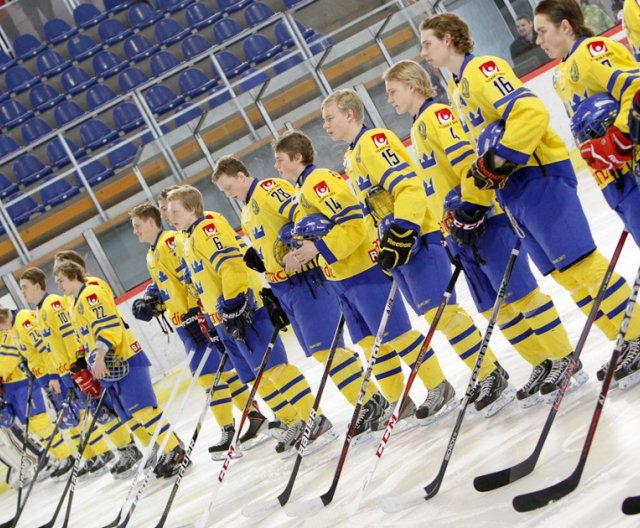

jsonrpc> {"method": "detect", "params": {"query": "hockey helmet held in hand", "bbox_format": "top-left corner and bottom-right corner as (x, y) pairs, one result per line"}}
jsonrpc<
(0, 402), (14, 429)
(476, 120), (506, 156)
(293, 213), (333, 241)
(570, 93), (619, 144)
(274, 222), (301, 266)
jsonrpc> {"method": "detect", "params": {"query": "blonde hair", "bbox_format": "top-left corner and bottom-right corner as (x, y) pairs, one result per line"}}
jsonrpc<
(321, 89), (364, 125)
(0, 306), (11, 324)
(166, 185), (204, 217)
(383, 60), (437, 99)
(420, 13), (474, 55)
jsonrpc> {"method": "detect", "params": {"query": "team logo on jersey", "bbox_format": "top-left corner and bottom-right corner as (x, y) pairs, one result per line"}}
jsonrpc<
(87, 293), (99, 306)
(371, 133), (388, 148)
(22, 320), (33, 331)
(570, 60), (580, 82)
(51, 300), (62, 311)
(202, 223), (217, 236)
(260, 179), (276, 191)
(313, 181), (330, 198)
(435, 108), (454, 126)
(461, 78), (470, 98)
(417, 121), (427, 140)
(479, 60), (498, 77)
(587, 40), (607, 57)
(253, 225), (265, 240)
(165, 236), (176, 250)
(251, 199), (259, 215)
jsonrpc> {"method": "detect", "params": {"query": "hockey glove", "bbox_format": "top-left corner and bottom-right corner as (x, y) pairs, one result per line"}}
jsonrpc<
(70, 356), (102, 398)
(450, 204), (489, 247)
(377, 223), (417, 270)
(132, 298), (154, 322)
(468, 149), (517, 190)
(243, 246), (266, 273)
(628, 90), (640, 145)
(17, 358), (34, 380)
(218, 291), (257, 341)
(260, 288), (290, 331)
(181, 307), (209, 347)
(580, 126), (633, 171)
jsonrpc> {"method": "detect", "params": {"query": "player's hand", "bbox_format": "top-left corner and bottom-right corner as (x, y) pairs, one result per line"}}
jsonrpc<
(49, 378), (62, 395)
(260, 288), (289, 331)
(243, 246), (266, 273)
(469, 149), (517, 190)
(282, 251), (301, 274)
(377, 224), (417, 269)
(450, 205), (489, 247)
(580, 126), (633, 171)
(291, 240), (319, 267)
(90, 348), (110, 380)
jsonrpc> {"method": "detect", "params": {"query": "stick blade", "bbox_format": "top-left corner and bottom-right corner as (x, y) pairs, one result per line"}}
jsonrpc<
(622, 496), (640, 515)
(512, 478), (578, 512)
(0, 516), (16, 528)
(473, 457), (536, 492)
(423, 476), (442, 500)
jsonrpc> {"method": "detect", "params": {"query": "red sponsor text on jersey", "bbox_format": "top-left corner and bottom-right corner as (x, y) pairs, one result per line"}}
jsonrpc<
(87, 293), (99, 306)
(371, 132), (388, 148)
(587, 40), (608, 57)
(313, 181), (330, 197)
(51, 300), (62, 311)
(479, 60), (498, 77)
(202, 223), (217, 236)
(260, 179), (275, 190)
(435, 108), (454, 125)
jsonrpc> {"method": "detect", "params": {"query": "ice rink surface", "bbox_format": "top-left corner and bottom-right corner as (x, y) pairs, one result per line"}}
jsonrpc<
(2, 168), (639, 528)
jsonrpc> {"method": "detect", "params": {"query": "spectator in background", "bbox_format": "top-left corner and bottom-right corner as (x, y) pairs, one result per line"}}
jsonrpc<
(510, 15), (550, 75)
(577, 0), (615, 34)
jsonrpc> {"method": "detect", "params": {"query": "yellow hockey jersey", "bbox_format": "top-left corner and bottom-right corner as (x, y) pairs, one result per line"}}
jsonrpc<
(447, 54), (570, 168)
(71, 284), (141, 361)
(12, 310), (47, 379)
(295, 165), (378, 280)
(37, 293), (79, 376)
(553, 35), (640, 190)
(345, 126), (439, 236)
(0, 330), (28, 383)
(624, 0), (640, 60)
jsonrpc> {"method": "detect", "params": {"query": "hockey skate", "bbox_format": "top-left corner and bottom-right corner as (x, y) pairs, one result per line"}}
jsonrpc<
(539, 355), (589, 403)
(474, 365), (516, 418)
(209, 425), (243, 461)
(155, 445), (191, 478)
(275, 420), (304, 454)
(282, 415), (337, 459)
(267, 420), (288, 443)
(238, 410), (269, 451)
(110, 443), (143, 480)
(614, 338), (640, 390)
(516, 359), (552, 408)
(82, 450), (115, 480)
(351, 392), (387, 445)
(50, 456), (74, 481)
(417, 379), (459, 426)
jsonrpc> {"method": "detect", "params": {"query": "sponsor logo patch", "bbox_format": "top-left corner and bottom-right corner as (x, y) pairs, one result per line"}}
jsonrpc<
(313, 181), (330, 198)
(479, 60), (498, 77)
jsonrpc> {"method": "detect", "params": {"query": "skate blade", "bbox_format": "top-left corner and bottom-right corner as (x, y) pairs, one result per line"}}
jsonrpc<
(210, 450), (243, 462)
(618, 369), (640, 390)
(417, 398), (460, 426)
(111, 463), (141, 480)
(478, 385), (516, 418)
(280, 430), (339, 460)
(238, 432), (270, 452)
(516, 391), (542, 409)
(351, 430), (373, 446)
(542, 371), (590, 404)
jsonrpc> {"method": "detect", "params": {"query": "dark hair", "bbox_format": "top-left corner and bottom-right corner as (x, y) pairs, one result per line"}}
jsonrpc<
(273, 130), (315, 166)
(420, 13), (474, 55)
(535, 0), (594, 38)
(129, 201), (162, 227)
(212, 156), (251, 181)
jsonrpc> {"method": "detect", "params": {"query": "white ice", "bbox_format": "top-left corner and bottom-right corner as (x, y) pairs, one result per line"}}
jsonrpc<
(2, 168), (639, 528)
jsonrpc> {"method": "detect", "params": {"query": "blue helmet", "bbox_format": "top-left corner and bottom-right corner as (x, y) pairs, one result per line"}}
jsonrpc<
(277, 222), (300, 249)
(0, 403), (14, 429)
(293, 214), (333, 241)
(477, 120), (505, 156)
(443, 185), (462, 215)
(570, 93), (619, 144)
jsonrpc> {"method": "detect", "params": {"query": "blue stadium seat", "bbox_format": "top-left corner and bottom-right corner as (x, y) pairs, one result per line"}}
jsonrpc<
(13, 34), (47, 61)
(150, 50), (181, 77)
(86, 84), (118, 110)
(36, 50), (72, 78)
(240, 67), (268, 91)
(60, 66), (97, 96)
(107, 140), (138, 169)
(0, 89), (7, 105)
(208, 86), (232, 109)
(67, 34), (102, 63)
(215, 50), (249, 78)
(6, 195), (45, 225)
(112, 102), (144, 133)
(213, 18), (243, 44)
(73, 3), (108, 30)
(21, 117), (52, 145)
(98, 19), (133, 47)
(0, 99), (33, 130)
(242, 34), (281, 64)
(0, 51), (16, 74)
(0, 134), (19, 158)
(244, 2), (274, 27)
(145, 85), (184, 115)
(13, 154), (52, 186)
(155, 19), (190, 47)
(79, 119), (119, 151)
(127, 2), (164, 30)
(0, 172), (18, 200)
(174, 102), (202, 127)
(308, 32), (334, 55)
(273, 50), (303, 74)
(39, 176), (80, 207)
(185, 2), (222, 31)
(78, 159), (115, 186)
(181, 34), (211, 61)
(159, 0), (196, 13)
(178, 67), (217, 99)
(43, 19), (78, 46)
(54, 101), (85, 128)
(29, 84), (64, 113)
(274, 19), (314, 48)
(118, 67), (149, 92)
(5, 66), (40, 95)
(124, 34), (160, 63)
(47, 136), (85, 168)
(283, 0), (308, 7)
(104, 0), (134, 14)
(92, 50), (127, 80)
(218, 0), (253, 15)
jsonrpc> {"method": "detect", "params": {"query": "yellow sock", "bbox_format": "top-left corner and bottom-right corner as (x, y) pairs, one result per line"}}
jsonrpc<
(266, 363), (316, 421)
(509, 288), (572, 360)
(198, 373), (233, 427)
(359, 335), (404, 403)
(433, 304), (497, 381)
(132, 407), (179, 454)
(221, 370), (251, 411)
(494, 304), (548, 365)
(103, 416), (135, 448)
(30, 413), (71, 459)
(256, 378), (300, 425)
(312, 347), (376, 405)
(388, 329), (445, 390)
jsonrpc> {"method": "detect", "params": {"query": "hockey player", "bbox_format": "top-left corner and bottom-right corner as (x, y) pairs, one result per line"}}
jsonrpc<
(320, 88), (517, 416)
(419, 12), (640, 395)
(165, 185), (329, 454)
(129, 201), (269, 457)
(273, 130), (453, 422)
(534, 0), (640, 388)
(623, 0), (640, 61)
(53, 261), (188, 478)
(212, 156), (383, 436)
(382, 59), (587, 407)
